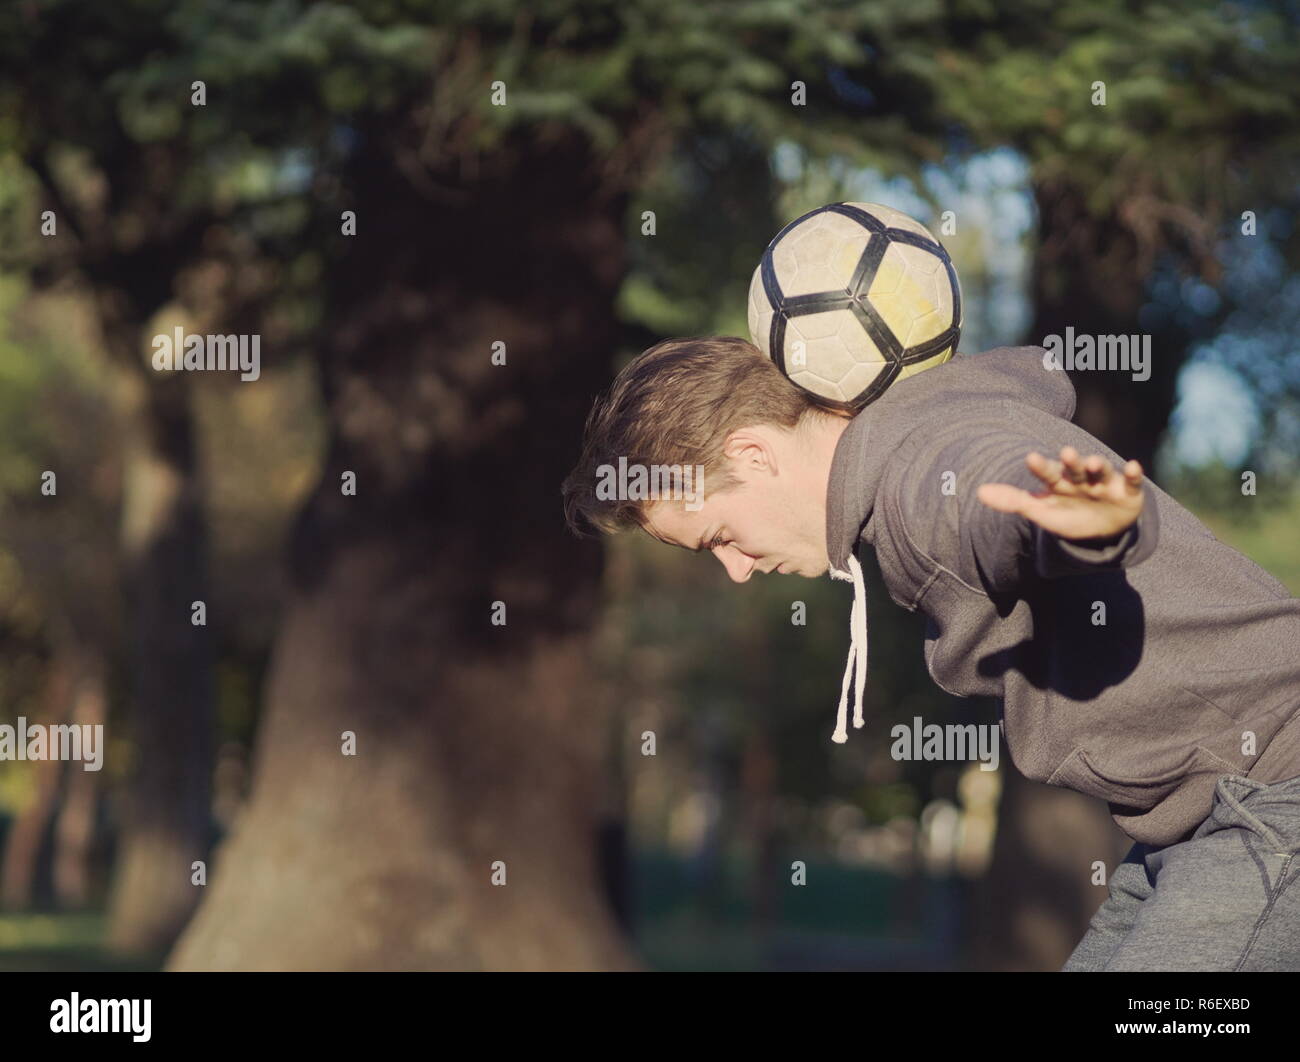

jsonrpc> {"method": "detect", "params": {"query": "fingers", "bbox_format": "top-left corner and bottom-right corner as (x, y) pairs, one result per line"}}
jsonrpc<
(1027, 447), (1143, 493)
(1025, 450), (1066, 487)
(1123, 458), (1145, 488)
(976, 482), (1029, 513)
(1081, 453), (1108, 485)
(1057, 446), (1105, 485)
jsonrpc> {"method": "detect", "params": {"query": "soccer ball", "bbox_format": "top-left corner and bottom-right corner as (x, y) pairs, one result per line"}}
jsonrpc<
(747, 202), (962, 409)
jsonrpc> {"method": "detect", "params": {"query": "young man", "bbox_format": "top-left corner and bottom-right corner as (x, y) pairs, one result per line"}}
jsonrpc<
(562, 335), (1300, 971)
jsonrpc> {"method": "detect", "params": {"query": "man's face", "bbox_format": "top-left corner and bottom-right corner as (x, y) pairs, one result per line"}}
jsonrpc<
(641, 425), (830, 581)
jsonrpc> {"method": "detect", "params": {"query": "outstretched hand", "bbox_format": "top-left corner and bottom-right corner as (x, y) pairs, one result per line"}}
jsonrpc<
(976, 445), (1145, 541)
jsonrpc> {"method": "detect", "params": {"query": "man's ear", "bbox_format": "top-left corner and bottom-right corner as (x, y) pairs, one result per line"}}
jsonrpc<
(723, 427), (778, 476)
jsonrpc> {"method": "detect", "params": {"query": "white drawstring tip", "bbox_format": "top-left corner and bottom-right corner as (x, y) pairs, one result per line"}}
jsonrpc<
(830, 552), (869, 744)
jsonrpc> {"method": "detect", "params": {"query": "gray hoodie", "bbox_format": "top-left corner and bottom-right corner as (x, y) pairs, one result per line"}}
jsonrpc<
(825, 345), (1300, 846)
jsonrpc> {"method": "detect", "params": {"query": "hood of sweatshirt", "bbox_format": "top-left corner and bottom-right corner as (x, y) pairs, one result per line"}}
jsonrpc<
(820, 344), (1300, 848)
(823, 346), (1077, 744)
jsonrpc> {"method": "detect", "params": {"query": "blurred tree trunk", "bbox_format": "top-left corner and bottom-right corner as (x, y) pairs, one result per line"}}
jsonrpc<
(17, 145), (220, 951)
(742, 728), (777, 932)
(168, 130), (640, 970)
(969, 764), (1129, 970)
(0, 637), (73, 909)
(1028, 178), (1187, 474)
(970, 180), (1191, 969)
(104, 355), (216, 955)
(0, 633), (107, 910)
(53, 646), (107, 908)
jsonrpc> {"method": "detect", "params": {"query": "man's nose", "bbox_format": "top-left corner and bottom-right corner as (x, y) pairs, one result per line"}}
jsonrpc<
(713, 545), (754, 583)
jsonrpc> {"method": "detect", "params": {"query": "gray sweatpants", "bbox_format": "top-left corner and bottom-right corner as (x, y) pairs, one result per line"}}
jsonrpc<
(1063, 772), (1300, 971)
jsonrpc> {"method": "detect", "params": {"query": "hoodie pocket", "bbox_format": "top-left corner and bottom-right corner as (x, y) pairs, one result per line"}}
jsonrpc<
(1047, 746), (1222, 810)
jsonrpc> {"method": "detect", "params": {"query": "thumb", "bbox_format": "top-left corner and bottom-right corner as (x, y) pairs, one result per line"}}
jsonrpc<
(976, 483), (1030, 514)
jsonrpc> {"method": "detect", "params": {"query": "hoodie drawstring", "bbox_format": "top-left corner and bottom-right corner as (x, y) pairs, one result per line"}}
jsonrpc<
(828, 552), (868, 744)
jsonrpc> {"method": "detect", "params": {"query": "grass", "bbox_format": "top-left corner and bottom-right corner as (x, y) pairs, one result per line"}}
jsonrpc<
(0, 913), (160, 972)
(1189, 488), (1300, 594)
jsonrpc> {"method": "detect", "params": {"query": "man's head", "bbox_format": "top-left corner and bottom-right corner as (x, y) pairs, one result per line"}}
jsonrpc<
(562, 336), (851, 581)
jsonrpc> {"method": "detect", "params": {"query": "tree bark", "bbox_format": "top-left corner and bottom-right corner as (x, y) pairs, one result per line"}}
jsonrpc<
(105, 361), (216, 955)
(0, 641), (73, 910)
(0, 633), (107, 911)
(968, 180), (1192, 969)
(968, 764), (1129, 970)
(169, 129), (640, 970)
(53, 646), (107, 908)
(1028, 178), (1187, 473)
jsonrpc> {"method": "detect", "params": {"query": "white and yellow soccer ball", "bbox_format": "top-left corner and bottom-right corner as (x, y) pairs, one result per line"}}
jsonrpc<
(747, 202), (962, 409)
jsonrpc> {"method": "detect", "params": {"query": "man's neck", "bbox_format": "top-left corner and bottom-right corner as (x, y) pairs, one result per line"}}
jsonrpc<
(803, 410), (852, 513)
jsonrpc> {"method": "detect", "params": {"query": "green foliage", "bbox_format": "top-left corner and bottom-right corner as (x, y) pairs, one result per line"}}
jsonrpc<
(930, 0), (1300, 209)
(0, 0), (940, 179)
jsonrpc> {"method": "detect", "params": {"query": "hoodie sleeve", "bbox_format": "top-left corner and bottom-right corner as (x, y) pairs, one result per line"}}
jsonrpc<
(884, 423), (1160, 596)
(1033, 498), (1160, 580)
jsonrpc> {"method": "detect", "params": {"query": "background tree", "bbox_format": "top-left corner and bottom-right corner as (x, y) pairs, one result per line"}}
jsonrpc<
(0, 0), (1296, 971)
(912, 0), (1300, 967)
